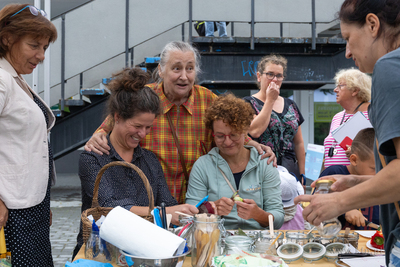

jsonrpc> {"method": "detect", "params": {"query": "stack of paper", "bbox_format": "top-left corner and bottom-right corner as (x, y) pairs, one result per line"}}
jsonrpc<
(331, 111), (372, 144)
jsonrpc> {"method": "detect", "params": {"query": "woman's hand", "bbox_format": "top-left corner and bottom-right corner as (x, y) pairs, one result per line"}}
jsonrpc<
(214, 197), (234, 216)
(247, 141), (277, 167)
(84, 132), (110, 155)
(167, 204), (198, 225)
(235, 199), (260, 220)
(266, 81), (280, 103)
(294, 193), (344, 226)
(0, 200), (8, 228)
(310, 175), (368, 192)
(345, 209), (366, 227)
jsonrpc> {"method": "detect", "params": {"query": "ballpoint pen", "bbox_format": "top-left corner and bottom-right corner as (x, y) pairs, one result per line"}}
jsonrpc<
(161, 202), (168, 230)
(195, 195), (209, 208)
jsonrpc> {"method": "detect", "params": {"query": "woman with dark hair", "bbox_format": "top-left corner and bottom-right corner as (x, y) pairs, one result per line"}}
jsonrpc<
(0, 4), (57, 266)
(73, 68), (198, 257)
(295, 1), (400, 264)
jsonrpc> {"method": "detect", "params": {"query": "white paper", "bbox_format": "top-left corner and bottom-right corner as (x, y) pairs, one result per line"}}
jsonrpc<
(99, 206), (186, 258)
(331, 111), (372, 144)
(341, 255), (385, 267)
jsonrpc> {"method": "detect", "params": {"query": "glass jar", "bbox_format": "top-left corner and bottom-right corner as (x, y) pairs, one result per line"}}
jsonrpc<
(314, 180), (342, 238)
(336, 232), (359, 249)
(286, 231), (314, 246)
(325, 243), (349, 261)
(85, 230), (116, 263)
(302, 242), (326, 263)
(312, 232), (336, 246)
(224, 236), (253, 254)
(254, 239), (277, 255)
(277, 242), (303, 263)
(191, 214), (225, 267)
(260, 230), (285, 248)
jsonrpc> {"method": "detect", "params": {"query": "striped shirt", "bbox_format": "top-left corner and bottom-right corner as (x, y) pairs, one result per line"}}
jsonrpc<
(95, 82), (218, 203)
(323, 110), (369, 168)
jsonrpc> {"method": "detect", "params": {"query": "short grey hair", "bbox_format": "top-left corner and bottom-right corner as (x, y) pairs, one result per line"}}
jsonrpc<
(334, 68), (371, 102)
(154, 41), (201, 83)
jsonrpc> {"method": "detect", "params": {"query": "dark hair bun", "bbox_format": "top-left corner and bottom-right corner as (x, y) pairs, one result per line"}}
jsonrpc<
(108, 67), (150, 93)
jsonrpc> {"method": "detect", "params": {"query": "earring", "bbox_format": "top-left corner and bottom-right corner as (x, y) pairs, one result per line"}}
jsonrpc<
(116, 121), (119, 124)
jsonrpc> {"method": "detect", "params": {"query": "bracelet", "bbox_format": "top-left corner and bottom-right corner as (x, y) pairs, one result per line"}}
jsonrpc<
(300, 174), (307, 185)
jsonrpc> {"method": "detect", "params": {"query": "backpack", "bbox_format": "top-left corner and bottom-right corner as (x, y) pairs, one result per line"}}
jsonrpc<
(194, 21), (230, 36)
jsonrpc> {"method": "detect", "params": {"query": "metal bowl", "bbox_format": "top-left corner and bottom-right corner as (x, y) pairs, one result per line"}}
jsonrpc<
(120, 247), (191, 267)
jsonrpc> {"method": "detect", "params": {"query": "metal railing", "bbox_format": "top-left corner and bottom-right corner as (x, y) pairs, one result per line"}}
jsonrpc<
(56, 0), (337, 113)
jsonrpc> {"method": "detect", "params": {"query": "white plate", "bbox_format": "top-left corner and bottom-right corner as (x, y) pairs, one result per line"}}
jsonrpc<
(356, 230), (376, 239)
(366, 240), (385, 252)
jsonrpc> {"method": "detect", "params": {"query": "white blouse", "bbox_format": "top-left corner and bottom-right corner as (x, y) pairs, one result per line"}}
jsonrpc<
(0, 58), (55, 209)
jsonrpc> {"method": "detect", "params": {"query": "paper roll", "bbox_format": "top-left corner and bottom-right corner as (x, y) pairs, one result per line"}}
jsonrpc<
(100, 206), (185, 258)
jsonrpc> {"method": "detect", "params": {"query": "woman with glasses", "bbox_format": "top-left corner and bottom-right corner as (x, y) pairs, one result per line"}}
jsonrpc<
(0, 4), (57, 266)
(186, 94), (284, 230)
(323, 68), (371, 168)
(243, 55), (306, 186)
(85, 41), (276, 205)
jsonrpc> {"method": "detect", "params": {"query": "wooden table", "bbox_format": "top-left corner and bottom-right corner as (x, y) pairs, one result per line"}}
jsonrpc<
(74, 230), (377, 266)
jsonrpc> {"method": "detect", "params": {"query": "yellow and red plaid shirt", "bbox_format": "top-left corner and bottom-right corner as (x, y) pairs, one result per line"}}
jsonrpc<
(95, 83), (218, 203)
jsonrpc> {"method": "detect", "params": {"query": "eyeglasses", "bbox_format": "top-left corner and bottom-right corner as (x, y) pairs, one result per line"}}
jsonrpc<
(336, 84), (347, 90)
(10, 5), (47, 18)
(212, 132), (242, 142)
(262, 72), (284, 81)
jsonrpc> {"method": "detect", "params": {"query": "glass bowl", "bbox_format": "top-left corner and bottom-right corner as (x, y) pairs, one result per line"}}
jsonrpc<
(260, 230), (284, 248)
(285, 230), (314, 246)
(302, 242), (326, 263)
(335, 232), (359, 249)
(277, 242), (303, 263)
(325, 242), (349, 261)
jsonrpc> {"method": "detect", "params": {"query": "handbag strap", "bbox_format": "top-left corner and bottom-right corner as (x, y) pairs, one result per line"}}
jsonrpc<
(376, 138), (400, 220)
(218, 167), (236, 195)
(166, 112), (189, 197)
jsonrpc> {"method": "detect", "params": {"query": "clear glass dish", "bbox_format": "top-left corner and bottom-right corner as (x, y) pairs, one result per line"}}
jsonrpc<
(224, 235), (253, 254)
(277, 242), (303, 263)
(286, 230), (314, 246)
(302, 242), (326, 263)
(325, 242), (349, 261)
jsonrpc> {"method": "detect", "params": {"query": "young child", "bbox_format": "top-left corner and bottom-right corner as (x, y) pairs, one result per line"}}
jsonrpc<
(319, 128), (379, 230)
(278, 166), (305, 230)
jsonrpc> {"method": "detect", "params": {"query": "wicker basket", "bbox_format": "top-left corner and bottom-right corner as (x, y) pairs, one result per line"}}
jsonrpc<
(81, 161), (155, 244)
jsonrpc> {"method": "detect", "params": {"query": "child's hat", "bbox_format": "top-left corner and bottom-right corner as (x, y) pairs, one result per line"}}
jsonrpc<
(278, 166), (302, 207)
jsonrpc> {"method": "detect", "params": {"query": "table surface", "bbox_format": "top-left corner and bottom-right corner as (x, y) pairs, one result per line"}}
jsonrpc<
(75, 230), (380, 266)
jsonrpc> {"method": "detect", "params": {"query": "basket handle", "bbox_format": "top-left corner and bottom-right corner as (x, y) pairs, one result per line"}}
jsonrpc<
(91, 161), (155, 216)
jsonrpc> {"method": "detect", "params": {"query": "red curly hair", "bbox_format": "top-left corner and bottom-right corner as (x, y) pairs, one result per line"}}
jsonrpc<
(204, 93), (254, 133)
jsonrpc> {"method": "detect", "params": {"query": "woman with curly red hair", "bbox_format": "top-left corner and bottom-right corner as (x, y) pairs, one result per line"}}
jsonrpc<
(186, 94), (284, 229)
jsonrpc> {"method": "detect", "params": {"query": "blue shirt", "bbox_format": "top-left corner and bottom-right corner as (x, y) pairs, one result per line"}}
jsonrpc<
(369, 47), (400, 264)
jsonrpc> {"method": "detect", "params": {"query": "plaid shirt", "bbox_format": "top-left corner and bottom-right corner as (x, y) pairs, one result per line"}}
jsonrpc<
(95, 83), (218, 203)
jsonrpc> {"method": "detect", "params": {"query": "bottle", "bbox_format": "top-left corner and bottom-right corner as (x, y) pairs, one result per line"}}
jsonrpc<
(314, 180), (342, 239)
(191, 214), (225, 267)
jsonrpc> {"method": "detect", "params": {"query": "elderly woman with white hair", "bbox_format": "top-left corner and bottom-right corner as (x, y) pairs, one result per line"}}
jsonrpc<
(323, 68), (372, 168)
